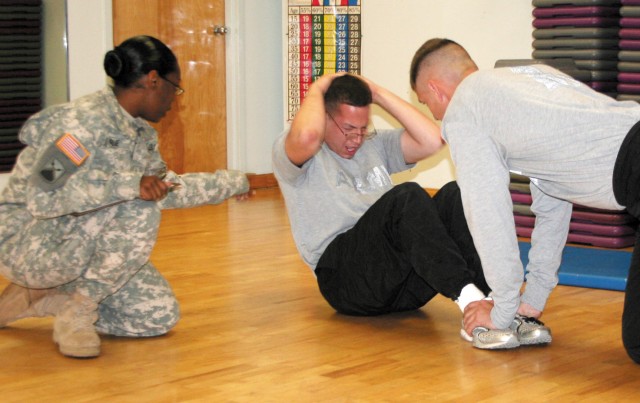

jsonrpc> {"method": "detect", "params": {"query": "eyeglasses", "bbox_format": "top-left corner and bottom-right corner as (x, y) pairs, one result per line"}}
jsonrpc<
(327, 112), (377, 141)
(161, 76), (185, 96)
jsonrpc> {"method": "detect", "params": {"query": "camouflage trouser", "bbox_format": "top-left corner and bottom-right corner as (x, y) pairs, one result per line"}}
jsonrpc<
(93, 260), (180, 337)
(0, 199), (179, 337)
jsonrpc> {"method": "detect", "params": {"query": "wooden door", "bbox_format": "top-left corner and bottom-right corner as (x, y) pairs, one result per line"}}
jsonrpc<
(112, 0), (227, 173)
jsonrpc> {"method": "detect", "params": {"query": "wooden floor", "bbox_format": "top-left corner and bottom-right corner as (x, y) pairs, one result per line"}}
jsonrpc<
(1, 188), (638, 402)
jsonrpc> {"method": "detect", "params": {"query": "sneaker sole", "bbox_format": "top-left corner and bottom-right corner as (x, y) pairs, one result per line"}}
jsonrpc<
(460, 328), (473, 342)
(472, 337), (520, 350)
(472, 329), (521, 350)
(519, 331), (552, 346)
(513, 315), (552, 346)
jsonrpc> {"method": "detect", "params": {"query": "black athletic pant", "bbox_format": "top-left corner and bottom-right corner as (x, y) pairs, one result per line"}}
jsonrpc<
(315, 181), (489, 316)
(613, 120), (640, 365)
(624, 231), (640, 364)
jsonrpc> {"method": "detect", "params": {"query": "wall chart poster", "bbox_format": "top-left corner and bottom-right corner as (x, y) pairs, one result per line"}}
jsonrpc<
(286, 0), (362, 121)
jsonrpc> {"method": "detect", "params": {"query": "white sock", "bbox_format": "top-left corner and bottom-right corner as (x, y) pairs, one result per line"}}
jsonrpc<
(455, 283), (486, 313)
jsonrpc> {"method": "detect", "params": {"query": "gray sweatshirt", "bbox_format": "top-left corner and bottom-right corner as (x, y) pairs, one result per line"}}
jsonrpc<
(272, 128), (410, 270)
(442, 65), (640, 328)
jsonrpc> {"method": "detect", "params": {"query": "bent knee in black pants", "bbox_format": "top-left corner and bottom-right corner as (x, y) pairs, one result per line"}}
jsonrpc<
(623, 230), (640, 364)
(314, 182), (483, 315)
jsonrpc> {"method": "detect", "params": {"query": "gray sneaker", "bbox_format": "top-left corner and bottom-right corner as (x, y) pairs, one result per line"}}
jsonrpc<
(510, 315), (552, 345)
(460, 321), (519, 350)
(470, 327), (520, 350)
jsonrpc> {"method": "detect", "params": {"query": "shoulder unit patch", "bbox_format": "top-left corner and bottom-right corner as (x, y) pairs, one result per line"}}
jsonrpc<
(56, 133), (90, 166)
(30, 133), (91, 191)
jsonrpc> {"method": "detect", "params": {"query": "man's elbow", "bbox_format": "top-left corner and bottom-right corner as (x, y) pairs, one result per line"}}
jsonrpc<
(285, 128), (322, 166)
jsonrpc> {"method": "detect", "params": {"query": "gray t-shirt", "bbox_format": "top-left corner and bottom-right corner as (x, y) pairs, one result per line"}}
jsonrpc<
(443, 64), (640, 328)
(272, 129), (411, 269)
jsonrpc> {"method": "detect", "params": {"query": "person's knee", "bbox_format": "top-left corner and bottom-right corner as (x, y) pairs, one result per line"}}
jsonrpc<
(392, 182), (431, 204)
(623, 321), (640, 364)
(147, 298), (181, 336)
(622, 261), (640, 364)
(625, 345), (640, 364)
(394, 181), (424, 195)
(439, 181), (460, 195)
(623, 319), (640, 364)
(96, 296), (180, 337)
(434, 181), (461, 202)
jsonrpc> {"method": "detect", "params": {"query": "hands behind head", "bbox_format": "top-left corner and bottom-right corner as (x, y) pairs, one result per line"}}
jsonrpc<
(354, 75), (381, 103)
(313, 71), (348, 94)
(314, 72), (380, 104)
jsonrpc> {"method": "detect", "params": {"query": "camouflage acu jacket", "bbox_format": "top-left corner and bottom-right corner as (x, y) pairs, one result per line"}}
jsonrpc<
(0, 87), (249, 219)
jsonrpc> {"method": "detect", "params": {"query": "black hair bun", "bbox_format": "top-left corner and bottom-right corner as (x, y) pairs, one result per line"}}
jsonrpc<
(103, 48), (130, 80)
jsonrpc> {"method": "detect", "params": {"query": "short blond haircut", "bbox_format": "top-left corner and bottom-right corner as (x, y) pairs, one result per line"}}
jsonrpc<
(409, 38), (477, 90)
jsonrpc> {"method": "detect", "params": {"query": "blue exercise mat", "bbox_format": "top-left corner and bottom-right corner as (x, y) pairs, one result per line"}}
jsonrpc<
(518, 242), (631, 291)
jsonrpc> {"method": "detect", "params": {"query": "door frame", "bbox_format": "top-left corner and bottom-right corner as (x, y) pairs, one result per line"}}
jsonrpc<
(225, 0), (244, 172)
(223, 0), (284, 177)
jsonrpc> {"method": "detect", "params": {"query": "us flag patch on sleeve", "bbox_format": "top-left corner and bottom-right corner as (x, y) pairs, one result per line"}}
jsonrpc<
(56, 133), (89, 166)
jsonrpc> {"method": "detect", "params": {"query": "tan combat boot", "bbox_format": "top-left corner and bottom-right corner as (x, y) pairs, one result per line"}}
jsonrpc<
(53, 293), (100, 358)
(0, 283), (69, 327)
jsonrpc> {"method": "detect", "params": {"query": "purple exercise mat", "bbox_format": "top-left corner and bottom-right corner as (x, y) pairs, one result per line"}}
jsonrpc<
(516, 225), (636, 248)
(619, 71), (640, 82)
(572, 210), (637, 224)
(533, 6), (620, 18)
(587, 81), (618, 91)
(618, 82), (640, 93)
(621, 28), (640, 38)
(535, 0), (625, 6)
(621, 17), (640, 27)
(512, 203), (636, 225)
(620, 39), (640, 49)
(514, 214), (637, 236)
(511, 192), (532, 204)
(534, 16), (620, 28)
(621, 27), (640, 38)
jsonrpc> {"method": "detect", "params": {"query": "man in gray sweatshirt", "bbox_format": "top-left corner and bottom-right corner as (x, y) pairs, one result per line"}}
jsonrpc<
(273, 73), (506, 343)
(410, 38), (640, 363)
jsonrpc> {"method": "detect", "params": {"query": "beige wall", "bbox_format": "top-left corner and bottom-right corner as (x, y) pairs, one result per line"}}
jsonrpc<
(360, 0), (534, 188)
(1, 0), (535, 191)
(0, 0), (112, 190)
(42, 0), (69, 107)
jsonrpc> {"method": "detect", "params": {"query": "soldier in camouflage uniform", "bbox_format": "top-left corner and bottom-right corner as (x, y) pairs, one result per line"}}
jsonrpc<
(0, 35), (249, 358)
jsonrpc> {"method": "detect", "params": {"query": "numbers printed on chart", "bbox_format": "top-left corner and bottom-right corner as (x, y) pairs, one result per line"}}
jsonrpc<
(287, 0), (362, 121)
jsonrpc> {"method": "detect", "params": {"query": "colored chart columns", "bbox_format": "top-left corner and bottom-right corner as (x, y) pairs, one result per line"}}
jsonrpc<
(287, 0), (362, 120)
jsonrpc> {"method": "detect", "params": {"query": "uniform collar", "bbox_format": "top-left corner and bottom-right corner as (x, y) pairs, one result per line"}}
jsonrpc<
(103, 86), (150, 137)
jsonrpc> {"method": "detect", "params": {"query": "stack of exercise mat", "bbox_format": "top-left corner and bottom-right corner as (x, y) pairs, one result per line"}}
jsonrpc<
(512, 173), (634, 291)
(619, 0), (640, 101)
(511, 173), (638, 248)
(532, 0), (621, 98)
(509, 1), (636, 291)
